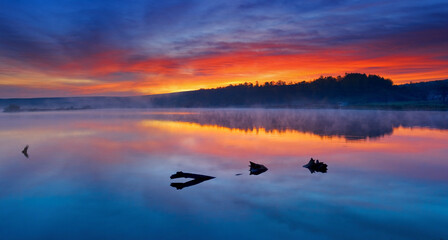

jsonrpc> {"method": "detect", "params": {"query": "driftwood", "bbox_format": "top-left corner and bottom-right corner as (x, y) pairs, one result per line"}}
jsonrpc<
(170, 171), (215, 190)
(249, 161), (268, 175)
(303, 158), (328, 173)
(170, 171), (215, 180)
(22, 145), (29, 158)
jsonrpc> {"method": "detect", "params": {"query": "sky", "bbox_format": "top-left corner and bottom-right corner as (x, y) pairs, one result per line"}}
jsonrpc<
(0, 0), (447, 98)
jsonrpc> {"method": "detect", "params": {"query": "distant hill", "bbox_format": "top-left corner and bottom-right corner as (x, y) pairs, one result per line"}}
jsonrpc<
(149, 73), (448, 109)
(0, 96), (150, 110)
(1, 73), (447, 111)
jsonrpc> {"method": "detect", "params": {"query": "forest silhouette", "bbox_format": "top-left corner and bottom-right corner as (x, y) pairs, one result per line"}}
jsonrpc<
(1, 73), (447, 110)
(151, 73), (448, 108)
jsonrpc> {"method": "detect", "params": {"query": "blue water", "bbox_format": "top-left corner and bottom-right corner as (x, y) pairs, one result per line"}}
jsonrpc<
(0, 109), (447, 240)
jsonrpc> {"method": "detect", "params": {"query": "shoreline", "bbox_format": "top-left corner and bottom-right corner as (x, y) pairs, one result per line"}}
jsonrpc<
(3, 102), (448, 113)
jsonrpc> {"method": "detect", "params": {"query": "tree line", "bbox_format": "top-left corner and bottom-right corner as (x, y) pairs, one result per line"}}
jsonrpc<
(150, 73), (448, 107)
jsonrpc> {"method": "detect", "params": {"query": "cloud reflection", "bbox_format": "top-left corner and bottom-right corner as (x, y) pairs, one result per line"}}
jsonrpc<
(0, 109), (447, 239)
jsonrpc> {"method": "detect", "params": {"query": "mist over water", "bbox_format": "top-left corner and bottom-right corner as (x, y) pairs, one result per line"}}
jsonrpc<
(0, 109), (447, 240)
(143, 108), (448, 140)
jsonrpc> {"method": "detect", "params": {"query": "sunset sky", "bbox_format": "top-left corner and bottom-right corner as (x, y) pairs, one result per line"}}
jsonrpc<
(0, 0), (447, 98)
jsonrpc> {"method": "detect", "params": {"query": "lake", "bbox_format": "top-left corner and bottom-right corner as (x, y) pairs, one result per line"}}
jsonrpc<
(0, 109), (447, 240)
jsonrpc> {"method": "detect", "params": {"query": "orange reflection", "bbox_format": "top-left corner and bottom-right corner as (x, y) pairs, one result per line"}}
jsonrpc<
(138, 120), (448, 160)
(136, 119), (448, 181)
(1, 111), (448, 182)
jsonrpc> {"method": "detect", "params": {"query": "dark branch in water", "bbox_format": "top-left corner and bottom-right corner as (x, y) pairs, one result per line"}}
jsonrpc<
(303, 158), (328, 173)
(249, 161), (268, 175)
(169, 171), (215, 190)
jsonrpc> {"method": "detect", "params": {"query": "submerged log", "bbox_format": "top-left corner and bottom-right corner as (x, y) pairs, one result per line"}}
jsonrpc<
(170, 171), (215, 190)
(303, 158), (328, 173)
(170, 171), (215, 180)
(249, 161), (268, 175)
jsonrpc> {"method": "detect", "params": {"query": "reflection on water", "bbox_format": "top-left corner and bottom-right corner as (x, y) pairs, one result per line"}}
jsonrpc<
(146, 109), (448, 140)
(170, 171), (215, 190)
(303, 158), (328, 173)
(0, 109), (447, 240)
(249, 161), (268, 175)
(21, 145), (29, 158)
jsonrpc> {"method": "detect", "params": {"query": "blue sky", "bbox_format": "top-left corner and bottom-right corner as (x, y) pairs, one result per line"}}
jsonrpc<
(0, 0), (447, 97)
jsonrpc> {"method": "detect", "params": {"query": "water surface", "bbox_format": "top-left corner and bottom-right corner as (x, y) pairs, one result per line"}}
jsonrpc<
(0, 109), (447, 240)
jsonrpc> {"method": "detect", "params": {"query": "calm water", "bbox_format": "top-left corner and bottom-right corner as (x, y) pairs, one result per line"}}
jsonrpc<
(0, 109), (447, 240)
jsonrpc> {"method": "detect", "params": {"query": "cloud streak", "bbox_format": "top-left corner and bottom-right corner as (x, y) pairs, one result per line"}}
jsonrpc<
(0, 0), (447, 97)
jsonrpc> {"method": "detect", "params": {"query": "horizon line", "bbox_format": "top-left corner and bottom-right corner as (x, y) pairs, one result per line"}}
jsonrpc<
(1, 75), (447, 100)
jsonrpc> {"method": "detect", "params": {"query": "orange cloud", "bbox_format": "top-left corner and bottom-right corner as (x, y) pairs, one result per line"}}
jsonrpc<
(1, 41), (447, 97)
